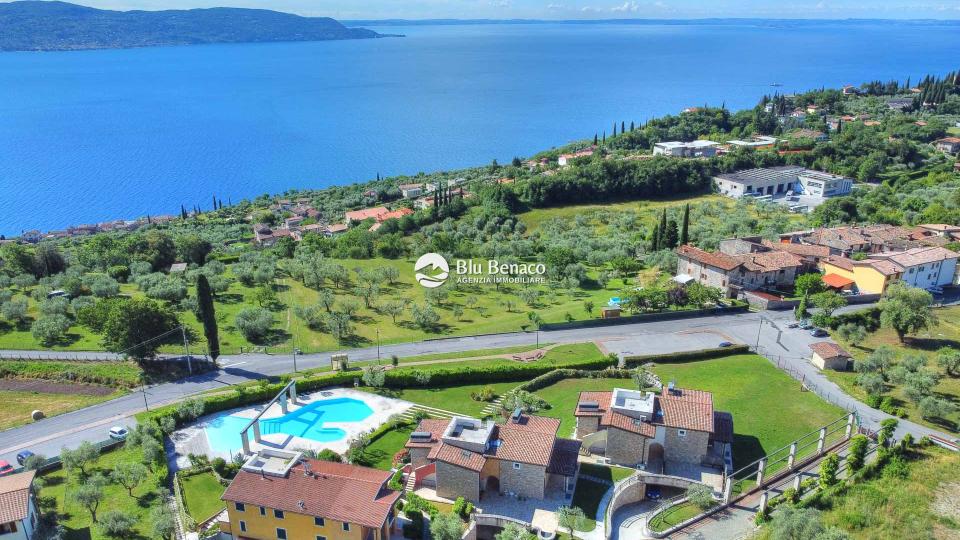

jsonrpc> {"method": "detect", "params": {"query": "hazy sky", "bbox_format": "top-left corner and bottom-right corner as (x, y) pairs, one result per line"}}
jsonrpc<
(60, 0), (960, 19)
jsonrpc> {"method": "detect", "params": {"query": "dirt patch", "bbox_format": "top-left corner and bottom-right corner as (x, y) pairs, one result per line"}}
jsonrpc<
(0, 378), (114, 396)
(932, 482), (960, 534)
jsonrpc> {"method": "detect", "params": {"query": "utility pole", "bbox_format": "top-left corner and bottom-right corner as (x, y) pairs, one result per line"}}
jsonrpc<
(376, 328), (381, 365)
(755, 317), (764, 350)
(140, 374), (149, 411)
(181, 326), (192, 374)
(293, 348), (299, 373)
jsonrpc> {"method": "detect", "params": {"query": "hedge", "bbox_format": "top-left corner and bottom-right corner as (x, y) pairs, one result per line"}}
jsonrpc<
(381, 354), (615, 388)
(620, 345), (751, 367)
(514, 367), (632, 393)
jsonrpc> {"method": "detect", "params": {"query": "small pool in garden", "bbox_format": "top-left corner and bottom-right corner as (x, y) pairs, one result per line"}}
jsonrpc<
(203, 397), (375, 453)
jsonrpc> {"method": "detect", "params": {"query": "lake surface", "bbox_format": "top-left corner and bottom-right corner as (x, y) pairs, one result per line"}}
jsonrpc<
(1, 21), (958, 234)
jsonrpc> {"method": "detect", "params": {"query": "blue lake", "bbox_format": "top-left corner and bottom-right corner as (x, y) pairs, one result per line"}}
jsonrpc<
(1, 21), (958, 234)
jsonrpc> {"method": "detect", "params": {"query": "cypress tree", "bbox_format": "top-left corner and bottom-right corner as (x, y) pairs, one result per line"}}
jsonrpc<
(680, 203), (690, 246)
(658, 209), (667, 250)
(602, 131), (606, 144)
(593, 134), (598, 145)
(213, 195), (217, 211)
(630, 121), (635, 132)
(651, 222), (661, 251)
(196, 274), (220, 360)
(665, 219), (679, 249)
(621, 121), (625, 134)
(613, 123), (617, 136)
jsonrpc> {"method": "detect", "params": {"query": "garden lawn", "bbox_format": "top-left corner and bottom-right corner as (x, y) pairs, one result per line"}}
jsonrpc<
(650, 354), (844, 469)
(41, 444), (167, 540)
(0, 389), (122, 431)
(569, 478), (609, 532)
(579, 462), (636, 483)
(828, 305), (960, 433)
(356, 423), (416, 470)
(533, 377), (633, 438)
(180, 471), (227, 524)
(364, 381), (521, 418)
(648, 500), (711, 532)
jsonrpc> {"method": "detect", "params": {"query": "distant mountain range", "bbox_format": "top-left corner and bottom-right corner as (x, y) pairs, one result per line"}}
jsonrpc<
(0, 1), (393, 51)
(346, 17), (960, 26)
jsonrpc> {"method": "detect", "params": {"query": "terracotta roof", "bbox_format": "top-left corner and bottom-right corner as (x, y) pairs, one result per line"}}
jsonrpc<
(488, 420), (559, 467)
(823, 256), (854, 271)
(436, 445), (486, 472)
(575, 391), (612, 417)
(735, 250), (802, 272)
(881, 246), (958, 268)
(822, 273), (855, 288)
(0, 470), (34, 524)
(405, 419), (448, 450)
(658, 388), (715, 433)
(677, 245), (741, 271)
(860, 258), (902, 276)
(546, 438), (582, 476)
(345, 206), (390, 222)
(762, 239), (830, 258)
(607, 410), (657, 437)
(711, 412), (735, 444)
(809, 341), (851, 359)
(378, 208), (414, 222)
(222, 460), (400, 529)
(937, 137), (960, 144)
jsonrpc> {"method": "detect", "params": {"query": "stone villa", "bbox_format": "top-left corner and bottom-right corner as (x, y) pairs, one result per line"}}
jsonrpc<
(575, 386), (733, 474)
(405, 412), (581, 503)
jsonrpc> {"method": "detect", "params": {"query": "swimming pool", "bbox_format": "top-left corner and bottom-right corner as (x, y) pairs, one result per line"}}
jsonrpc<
(203, 397), (374, 453)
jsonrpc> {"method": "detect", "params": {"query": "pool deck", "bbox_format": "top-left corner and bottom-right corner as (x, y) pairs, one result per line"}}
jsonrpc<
(171, 388), (413, 464)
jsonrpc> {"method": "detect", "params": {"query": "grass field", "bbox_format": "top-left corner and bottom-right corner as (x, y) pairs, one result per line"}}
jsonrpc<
(0, 389), (121, 431)
(516, 194), (725, 233)
(648, 500), (711, 532)
(41, 445), (166, 540)
(650, 354), (844, 469)
(828, 305), (960, 433)
(179, 471), (227, 524)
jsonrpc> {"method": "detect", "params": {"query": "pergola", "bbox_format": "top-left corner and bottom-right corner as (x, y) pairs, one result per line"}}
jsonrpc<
(238, 380), (298, 455)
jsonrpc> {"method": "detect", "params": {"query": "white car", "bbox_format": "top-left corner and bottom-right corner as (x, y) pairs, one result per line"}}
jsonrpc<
(108, 426), (128, 440)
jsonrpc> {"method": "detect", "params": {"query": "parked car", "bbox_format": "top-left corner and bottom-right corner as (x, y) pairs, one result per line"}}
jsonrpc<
(800, 320), (814, 330)
(787, 322), (799, 329)
(0, 460), (14, 476)
(15, 450), (34, 466)
(646, 486), (662, 500)
(108, 426), (128, 440)
(928, 286), (943, 295)
(718, 341), (734, 348)
(810, 328), (828, 337)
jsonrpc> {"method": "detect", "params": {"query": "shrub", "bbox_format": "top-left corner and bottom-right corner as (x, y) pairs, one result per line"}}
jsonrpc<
(402, 509), (424, 539)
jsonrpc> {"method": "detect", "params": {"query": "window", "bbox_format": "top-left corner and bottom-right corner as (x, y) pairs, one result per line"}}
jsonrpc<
(260, 507), (266, 516)
(235, 502), (245, 512)
(0, 522), (18, 533)
(274, 509), (285, 519)
(239, 521), (246, 533)
(315, 517), (325, 527)
(513, 462), (522, 470)
(342, 523), (351, 532)
(317, 537), (328, 540)
(678, 429), (687, 437)
(277, 528), (287, 540)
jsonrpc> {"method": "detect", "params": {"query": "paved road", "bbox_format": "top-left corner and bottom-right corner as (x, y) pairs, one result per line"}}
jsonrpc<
(0, 306), (954, 465)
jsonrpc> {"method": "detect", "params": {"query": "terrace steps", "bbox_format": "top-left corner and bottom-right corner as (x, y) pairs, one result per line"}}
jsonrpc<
(398, 403), (463, 421)
(404, 471), (417, 492)
(481, 396), (504, 416)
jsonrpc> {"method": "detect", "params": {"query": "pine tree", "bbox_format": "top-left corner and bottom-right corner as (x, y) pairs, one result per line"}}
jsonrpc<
(196, 274), (220, 360)
(680, 203), (690, 246)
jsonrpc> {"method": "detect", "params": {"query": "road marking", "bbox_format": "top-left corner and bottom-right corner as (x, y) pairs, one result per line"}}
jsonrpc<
(221, 362), (247, 368)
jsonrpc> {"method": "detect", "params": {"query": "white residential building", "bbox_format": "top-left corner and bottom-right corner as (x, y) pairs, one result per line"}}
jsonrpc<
(726, 135), (778, 149)
(714, 166), (852, 199)
(652, 140), (719, 157)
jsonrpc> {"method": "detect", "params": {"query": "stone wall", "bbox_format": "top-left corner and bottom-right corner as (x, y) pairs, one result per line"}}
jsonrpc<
(436, 461), (480, 502)
(664, 428), (709, 465)
(498, 460), (546, 499)
(606, 427), (647, 467)
(408, 447), (431, 470)
(576, 416), (600, 437)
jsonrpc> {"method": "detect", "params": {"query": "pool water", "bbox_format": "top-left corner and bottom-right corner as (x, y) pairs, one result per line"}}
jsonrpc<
(203, 397), (374, 453)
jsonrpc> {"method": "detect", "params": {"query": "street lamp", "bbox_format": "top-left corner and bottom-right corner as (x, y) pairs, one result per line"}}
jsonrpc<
(293, 348), (300, 373)
(376, 328), (381, 364)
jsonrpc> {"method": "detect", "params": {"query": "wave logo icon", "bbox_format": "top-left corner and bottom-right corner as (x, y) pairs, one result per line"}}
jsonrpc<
(414, 253), (450, 288)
